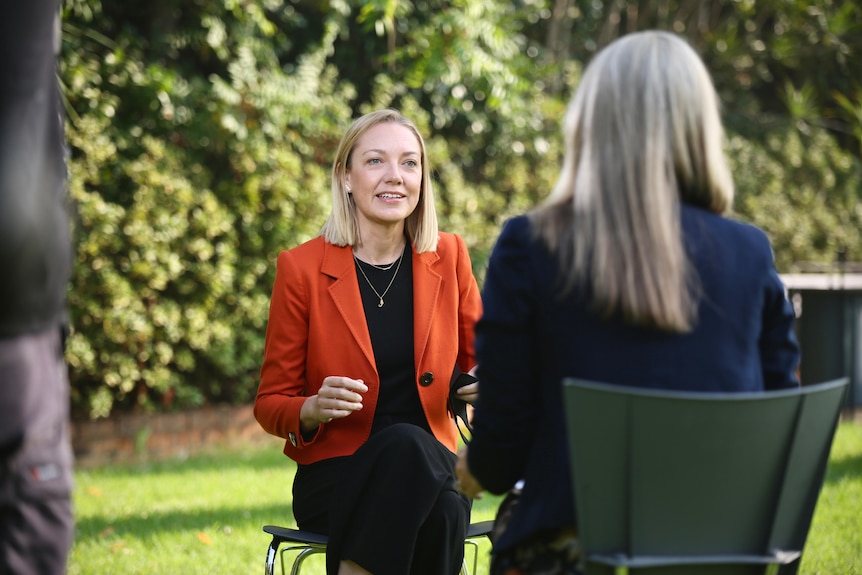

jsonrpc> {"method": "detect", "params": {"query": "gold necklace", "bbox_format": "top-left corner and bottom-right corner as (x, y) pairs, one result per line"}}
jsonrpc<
(354, 248), (406, 308)
(365, 260), (397, 271)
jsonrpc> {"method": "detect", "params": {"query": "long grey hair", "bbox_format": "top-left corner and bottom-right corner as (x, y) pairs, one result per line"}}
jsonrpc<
(532, 30), (734, 332)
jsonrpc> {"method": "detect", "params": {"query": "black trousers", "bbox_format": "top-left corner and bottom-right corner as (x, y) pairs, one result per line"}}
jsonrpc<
(293, 423), (470, 575)
(0, 328), (74, 575)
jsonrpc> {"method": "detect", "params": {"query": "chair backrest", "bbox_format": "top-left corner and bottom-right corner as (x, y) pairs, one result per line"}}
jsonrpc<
(562, 377), (849, 575)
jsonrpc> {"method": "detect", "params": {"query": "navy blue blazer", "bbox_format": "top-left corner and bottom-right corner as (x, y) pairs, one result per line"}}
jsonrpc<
(467, 205), (800, 553)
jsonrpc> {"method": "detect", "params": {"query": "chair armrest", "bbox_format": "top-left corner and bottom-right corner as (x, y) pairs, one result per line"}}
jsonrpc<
(262, 525), (329, 546)
(466, 520), (494, 540)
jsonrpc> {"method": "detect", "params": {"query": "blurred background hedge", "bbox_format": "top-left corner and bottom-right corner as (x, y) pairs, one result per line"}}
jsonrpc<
(59, 0), (862, 420)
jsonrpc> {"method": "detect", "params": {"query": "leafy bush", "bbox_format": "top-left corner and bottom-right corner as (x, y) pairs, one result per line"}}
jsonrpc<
(62, 0), (349, 418)
(60, 0), (862, 419)
(729, 126), (862, 271)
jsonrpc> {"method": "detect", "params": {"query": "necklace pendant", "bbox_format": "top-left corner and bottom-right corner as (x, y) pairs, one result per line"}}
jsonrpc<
(354, 248), (404, 311)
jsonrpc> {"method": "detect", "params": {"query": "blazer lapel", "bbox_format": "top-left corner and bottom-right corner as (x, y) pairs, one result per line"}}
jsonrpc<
(321, 242), (377, 370)
(413, 247), (442, 369)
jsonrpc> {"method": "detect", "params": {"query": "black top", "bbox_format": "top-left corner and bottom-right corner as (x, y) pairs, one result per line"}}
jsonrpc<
(0, 0), (71, 337)
(354, 244), (429, 434)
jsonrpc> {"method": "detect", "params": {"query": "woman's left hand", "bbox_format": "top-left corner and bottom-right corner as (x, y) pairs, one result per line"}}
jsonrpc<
(456, 366), (479, 404)
(455, 446), (484, 499)
(454, 380), (479, 405)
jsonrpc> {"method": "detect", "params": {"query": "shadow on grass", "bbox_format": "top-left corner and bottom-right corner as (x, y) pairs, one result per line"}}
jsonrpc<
(823, 452), (862, 484)
(74, 501), (295, 542)
(77, 444), (291, 478)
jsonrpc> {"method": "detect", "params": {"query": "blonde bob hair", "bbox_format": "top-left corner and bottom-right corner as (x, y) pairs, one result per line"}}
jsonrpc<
(532, 30), (734, 332)
(321, 109), (439, 252)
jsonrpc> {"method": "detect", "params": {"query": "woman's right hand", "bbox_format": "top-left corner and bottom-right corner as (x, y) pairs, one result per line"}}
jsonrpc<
(300, 376), (368, 431)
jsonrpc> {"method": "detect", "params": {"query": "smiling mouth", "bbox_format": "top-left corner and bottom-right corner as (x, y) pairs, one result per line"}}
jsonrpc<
(377, 193), (404, 199)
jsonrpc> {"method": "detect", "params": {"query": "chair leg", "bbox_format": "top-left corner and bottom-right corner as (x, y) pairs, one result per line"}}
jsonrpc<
(265, 538), (280, 575)
(266, 538), (326, 575)
(269, 529), (485, 575)
(282, 545), (326, 575)
(462, 538), (480, 575)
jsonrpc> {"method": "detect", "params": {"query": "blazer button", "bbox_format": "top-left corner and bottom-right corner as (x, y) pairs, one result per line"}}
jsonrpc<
(288, 432), (298, 447)
(419, 372), (434, 387)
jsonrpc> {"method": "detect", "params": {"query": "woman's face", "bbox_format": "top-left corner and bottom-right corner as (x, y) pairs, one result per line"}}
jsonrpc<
(346, 122), (422, 233)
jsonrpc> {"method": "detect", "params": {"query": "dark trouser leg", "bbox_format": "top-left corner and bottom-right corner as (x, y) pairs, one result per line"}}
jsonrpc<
(325, 423), (469, 575)
(0, 328), (74, 575)
(410, 488), (470, 575)
(0, 494), (73, 575)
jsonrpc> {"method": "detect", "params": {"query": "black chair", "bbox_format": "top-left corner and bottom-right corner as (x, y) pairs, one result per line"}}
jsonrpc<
(562, 377), (849, 575)
(263, 520), (494, 575)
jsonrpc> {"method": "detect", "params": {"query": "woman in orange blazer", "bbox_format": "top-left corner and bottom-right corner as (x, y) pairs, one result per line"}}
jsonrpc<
(255, 109), (482, 575)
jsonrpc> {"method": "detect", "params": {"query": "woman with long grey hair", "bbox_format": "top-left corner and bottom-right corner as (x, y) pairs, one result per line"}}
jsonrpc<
(456, 30), (799, 574)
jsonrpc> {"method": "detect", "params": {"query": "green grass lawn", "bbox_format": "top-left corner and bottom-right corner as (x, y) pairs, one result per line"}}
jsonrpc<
(68, 422), (862, 575)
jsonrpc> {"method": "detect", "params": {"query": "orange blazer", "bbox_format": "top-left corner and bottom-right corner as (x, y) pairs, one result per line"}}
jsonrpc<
(254, 232), (481, 464)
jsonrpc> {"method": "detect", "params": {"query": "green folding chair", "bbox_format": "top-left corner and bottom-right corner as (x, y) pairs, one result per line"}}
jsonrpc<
(562, 377), (848, 575)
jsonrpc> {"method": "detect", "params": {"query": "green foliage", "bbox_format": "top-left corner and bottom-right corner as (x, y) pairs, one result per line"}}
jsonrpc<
(729, 125), (862, 270)
(60, 0), (862, 418)
(62, 0), (350, 418)
(548, 0), (862, 154)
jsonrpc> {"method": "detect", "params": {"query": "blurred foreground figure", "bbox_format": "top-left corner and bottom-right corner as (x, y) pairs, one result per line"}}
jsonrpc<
(0, 0), (74, 573)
